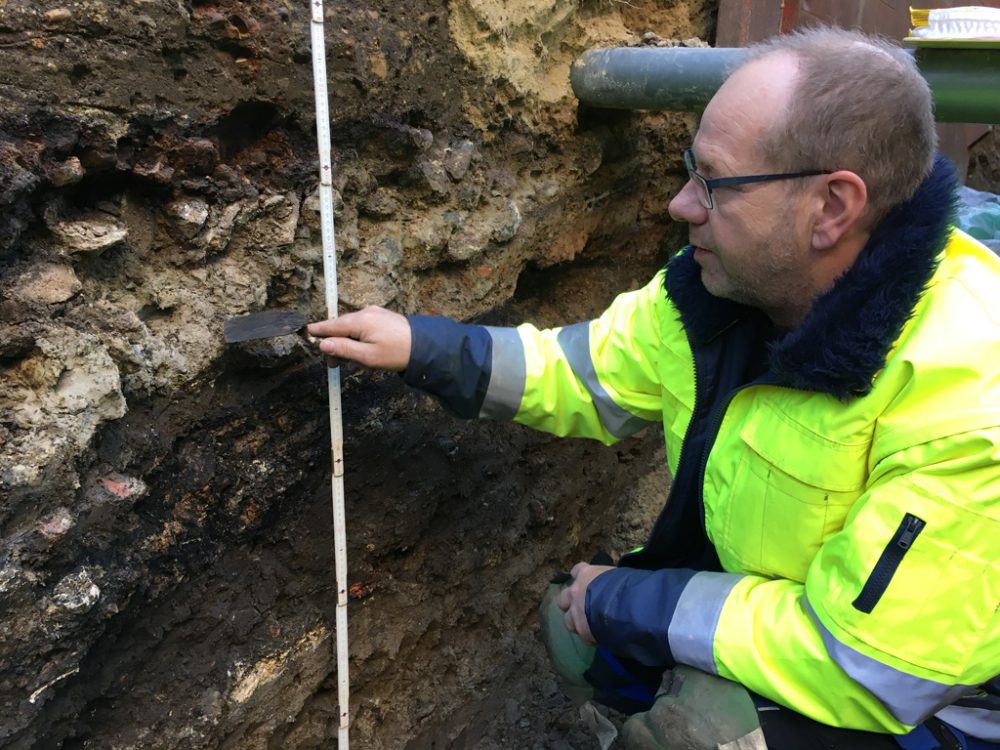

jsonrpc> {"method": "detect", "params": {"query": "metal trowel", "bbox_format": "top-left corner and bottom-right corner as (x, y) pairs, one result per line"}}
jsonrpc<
(223, 310), (309, 343)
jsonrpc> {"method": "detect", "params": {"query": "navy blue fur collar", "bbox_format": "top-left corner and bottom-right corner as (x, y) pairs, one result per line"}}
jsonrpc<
(664, 156), (959, 399)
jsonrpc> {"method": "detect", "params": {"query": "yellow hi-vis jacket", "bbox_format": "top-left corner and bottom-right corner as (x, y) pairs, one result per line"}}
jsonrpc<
(403, 159), (1000, 739)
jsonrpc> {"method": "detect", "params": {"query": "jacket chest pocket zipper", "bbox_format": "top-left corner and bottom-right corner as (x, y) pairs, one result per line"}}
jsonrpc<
(852, 513), (926, 614)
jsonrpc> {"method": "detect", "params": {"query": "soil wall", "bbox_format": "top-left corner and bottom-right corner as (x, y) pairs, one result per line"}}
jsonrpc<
(0, 1), (714, 747)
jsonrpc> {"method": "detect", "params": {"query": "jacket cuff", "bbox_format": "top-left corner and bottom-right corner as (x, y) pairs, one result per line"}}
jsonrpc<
(587, 568), (744, 673)
(402, 315), (493, 419)
(585, 567), (695, 667)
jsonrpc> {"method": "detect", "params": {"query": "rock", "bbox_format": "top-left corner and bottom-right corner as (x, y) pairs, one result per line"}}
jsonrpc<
(0, 324), (36, 360)
(416, 157), (451, 196)
(51, 568), (101, 614)
(37, 507), (74, 541)
(491, 200), (522, 243)
(444, 140), (476, 181)
(174, 138), (218, 175)
(228, 333), (307, 370)
(446, 226), (482, 261)
(48, 157), (84, 187)
(0, 560), (27, 595)
(0, 141), (42, 205)
(133, 158), (176, 184)
(400, 214), (453, 270)
(10, 263), (82, 304)
(360, 188), (400, 218)
(51, 572), (95, 612)
(409, 127), (434, 151)
(90, 475), (148, 505)
(370, 236), (402, 269)
(338, 164), (377, 197)
(165, 198), (210, 240)
(200, 202), (245, 253)
(250, 193), (300, 250)
(338, 262), (398, 308)
(56, 358), (127, 419)
(49, 214), (128, 255)
(446, 200), (521, 260)
(44, 8), (72, 25)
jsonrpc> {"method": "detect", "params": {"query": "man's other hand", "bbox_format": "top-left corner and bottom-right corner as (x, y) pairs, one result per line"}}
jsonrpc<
(556, 562), (614, 645)
(307, 306), (411, 371)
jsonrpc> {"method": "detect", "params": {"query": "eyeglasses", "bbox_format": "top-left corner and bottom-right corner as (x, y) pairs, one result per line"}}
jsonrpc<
(683, 148), (832, 210)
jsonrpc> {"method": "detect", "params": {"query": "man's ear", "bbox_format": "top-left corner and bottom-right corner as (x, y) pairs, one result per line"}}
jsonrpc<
(811, 171), (868, 251)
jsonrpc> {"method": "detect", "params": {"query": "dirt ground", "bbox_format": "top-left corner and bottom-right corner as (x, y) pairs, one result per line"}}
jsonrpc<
(0, 0), (706, 747)
(3, 1), (999, 748)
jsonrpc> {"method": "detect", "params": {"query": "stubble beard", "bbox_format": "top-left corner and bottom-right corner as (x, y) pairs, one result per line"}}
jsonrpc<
(703, 235), (812, 325)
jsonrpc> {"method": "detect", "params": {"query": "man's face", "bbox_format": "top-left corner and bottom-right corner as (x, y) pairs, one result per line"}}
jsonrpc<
(668, 54), (818, 327)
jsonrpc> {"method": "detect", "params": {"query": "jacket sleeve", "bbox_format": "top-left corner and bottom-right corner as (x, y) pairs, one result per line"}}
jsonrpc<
(586, 425), (1000, 734)
(403, 271), (671, 444)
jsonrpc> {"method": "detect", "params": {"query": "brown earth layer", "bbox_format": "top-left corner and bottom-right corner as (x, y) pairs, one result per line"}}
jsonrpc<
(0, 0), (714, 747)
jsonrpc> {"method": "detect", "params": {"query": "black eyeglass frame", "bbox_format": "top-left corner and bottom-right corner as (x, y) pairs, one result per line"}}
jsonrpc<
(683, 148), (832, 210)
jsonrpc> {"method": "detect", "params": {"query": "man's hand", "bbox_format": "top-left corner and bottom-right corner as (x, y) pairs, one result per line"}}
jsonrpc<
(307, 306), (411, 371)
(556, 562), (614, 645)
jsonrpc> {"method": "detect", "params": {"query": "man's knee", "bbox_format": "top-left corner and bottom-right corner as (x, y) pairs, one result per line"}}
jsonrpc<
(622, 667), (765, 750)
(539, 580), (665, 714)
(538, 581), (597, 705)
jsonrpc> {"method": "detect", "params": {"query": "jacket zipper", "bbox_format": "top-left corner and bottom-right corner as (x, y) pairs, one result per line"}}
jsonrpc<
(618, 349), (705, 567)
(852, 513), (926, 614)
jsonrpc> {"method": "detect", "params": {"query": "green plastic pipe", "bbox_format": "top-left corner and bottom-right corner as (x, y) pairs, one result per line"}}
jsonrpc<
(570, 46), (1000, 124)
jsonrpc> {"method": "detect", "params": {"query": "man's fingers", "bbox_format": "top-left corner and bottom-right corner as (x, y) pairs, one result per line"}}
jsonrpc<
(563, 603), (596, 645)
(319, 336), (377, 368)
(564, 608), (576, 634)
(556, 585), (571, 612)
(307, 313), (365, 340)
(308, 306), (411, 371)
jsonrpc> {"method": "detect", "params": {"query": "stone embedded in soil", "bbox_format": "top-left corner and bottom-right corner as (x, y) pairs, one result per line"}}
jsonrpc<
(360, 188), (401, 218)
(0, 0), (714, 745)
(9, 262), (82, 304)
(416, 156), (453, 196)
(338, 261), (399, 308)
(44, 8), (72, 25)
(49, 214), (128, 255)
(444, 140), (477, 181)
(491, 200), (522, 243)
(36, 507), (75, 541)
(50, 569), (101, 614)
(166, 198), (210, 240)
(48, 157), (84, 187)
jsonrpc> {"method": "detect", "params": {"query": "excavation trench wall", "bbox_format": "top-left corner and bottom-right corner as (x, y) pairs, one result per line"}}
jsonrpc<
(3, 2), (999, 748)
(0, 1), (710, 747)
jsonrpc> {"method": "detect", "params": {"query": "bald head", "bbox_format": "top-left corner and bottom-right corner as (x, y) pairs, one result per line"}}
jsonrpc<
(734, 27), (937, 226)
(700, 53), (800, 169)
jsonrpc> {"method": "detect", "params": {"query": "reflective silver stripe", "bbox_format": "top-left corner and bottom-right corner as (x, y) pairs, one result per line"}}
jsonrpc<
(556, 321), (658, 439)
(480, 327), (526, 421)
(807, 602), (971, 725)
(936, 705), (1000, 741)
(668, 571), (744, 675)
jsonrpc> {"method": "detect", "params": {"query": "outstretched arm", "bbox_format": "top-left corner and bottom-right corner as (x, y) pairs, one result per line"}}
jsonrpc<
(308, 271), (673, 441)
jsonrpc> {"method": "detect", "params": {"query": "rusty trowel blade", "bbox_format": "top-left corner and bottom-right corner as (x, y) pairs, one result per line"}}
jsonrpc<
(224, 310), (308, 343)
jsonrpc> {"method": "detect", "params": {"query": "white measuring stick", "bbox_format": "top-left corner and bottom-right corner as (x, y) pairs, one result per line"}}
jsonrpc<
(309, 1), (350, 746)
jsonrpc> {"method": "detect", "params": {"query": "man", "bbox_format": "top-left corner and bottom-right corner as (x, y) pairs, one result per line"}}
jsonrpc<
(308, 27), (1000, 750)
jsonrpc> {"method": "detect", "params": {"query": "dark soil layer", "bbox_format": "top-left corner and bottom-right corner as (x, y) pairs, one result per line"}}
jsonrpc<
(0, 0), (712, 747)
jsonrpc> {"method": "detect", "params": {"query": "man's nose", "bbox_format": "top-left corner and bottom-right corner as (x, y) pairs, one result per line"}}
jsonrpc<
(668, 179), (708, 225)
